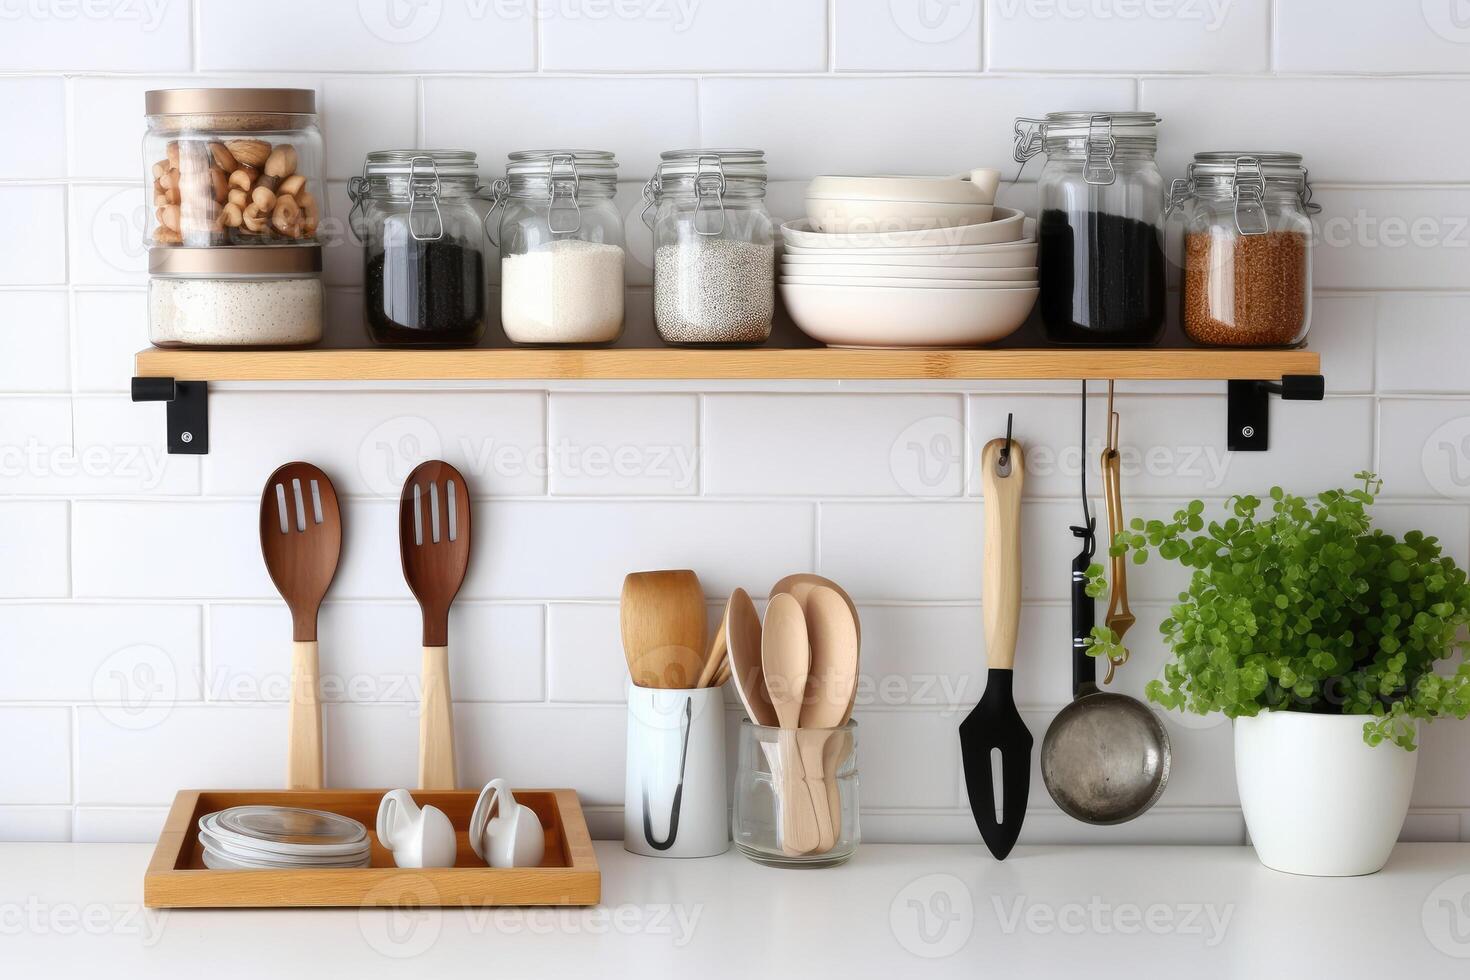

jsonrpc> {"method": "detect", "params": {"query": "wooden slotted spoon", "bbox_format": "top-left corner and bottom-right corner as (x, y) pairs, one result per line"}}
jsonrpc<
(400, 461), (473, 790)
(259, 462), (342, 790)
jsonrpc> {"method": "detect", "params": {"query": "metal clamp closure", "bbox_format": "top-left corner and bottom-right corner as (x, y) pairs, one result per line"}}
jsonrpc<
(547, 152), (583, 235)
(1231, 155), (1268, 236)
(1082, 114), (1117, 186)
(407, 154), (445, 242)
(692, 154), (727, 236)
(1164, 175), (1192, 219)
(639, 173), (660, 231)
(1012, 116), (1046, 164)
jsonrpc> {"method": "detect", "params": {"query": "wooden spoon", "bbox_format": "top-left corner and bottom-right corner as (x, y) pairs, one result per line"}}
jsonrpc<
(798, 585), (859, 852)
(726, 588), (774, 726)
(694, 598), (730, 689)
(620, 570), (707, 689)
(762, 593), (820, 855)
(400, 461), (472, 790)
(259, 462), (342, 790)
(771, 573), (861, 718)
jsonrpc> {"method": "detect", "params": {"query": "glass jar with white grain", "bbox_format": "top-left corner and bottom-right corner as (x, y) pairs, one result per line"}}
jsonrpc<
(148, 246), (323, 348)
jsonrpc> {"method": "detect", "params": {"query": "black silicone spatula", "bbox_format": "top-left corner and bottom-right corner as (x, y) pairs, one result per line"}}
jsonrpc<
(960, 432), (1032, 860)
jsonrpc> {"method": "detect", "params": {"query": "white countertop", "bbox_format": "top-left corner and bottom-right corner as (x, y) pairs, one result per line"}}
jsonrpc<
(4, 843), (1470, 978)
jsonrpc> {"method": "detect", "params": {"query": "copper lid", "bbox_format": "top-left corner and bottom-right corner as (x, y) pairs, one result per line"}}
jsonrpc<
(145, 88), (316, 116)
(149, 245), (322, 276)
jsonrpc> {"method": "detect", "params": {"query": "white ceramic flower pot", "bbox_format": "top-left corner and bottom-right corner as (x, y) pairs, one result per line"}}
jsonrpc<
(1234, 712), (1418, 877)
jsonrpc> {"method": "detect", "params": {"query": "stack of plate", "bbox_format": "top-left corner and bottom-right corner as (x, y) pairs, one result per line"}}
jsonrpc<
(198, 805), (372, 870)
(778, 206), (1039, 348)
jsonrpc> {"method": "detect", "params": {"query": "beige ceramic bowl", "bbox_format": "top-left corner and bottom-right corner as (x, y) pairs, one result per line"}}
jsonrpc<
(780, 207), (1027, 250)
(780, 282), (1037, 348)
(779, 262), (1036, 281)
(805, 169), (1001, 232)
(781, 274), (1037, 289)
(780, 239), (1038, 268)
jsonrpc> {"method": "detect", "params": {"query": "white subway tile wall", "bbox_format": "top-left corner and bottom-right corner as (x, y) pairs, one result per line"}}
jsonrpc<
(2, 1), (1469, 844)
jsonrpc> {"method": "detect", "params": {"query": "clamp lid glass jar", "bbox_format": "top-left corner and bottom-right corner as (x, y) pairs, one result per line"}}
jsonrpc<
(143, 88), (323, 247)
(1170, 152), (1316, 348)
(1014, 111), (1166, 346)
(491, 150), (625, 347)
(350, 149), (489, 348)
(643, 149), (774, 347)
(148, 245), (323, 349)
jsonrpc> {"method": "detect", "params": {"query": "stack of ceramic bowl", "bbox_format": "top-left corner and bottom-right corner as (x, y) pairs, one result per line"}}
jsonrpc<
(198, 805), (372, 870)
(780, 169), (1038, 348)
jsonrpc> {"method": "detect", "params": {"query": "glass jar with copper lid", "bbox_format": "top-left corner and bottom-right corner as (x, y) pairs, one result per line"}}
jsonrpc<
(148, 246), (323, 349)
(143, 88), (324, 247)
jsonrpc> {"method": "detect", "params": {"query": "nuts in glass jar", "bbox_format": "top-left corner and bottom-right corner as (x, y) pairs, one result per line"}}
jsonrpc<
(148, 138), (314, 246)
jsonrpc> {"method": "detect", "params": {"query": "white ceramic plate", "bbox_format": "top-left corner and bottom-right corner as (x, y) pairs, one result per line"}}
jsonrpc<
(780, 282), (1037, 348)
(782, 274), (1037, 289)
(779, 263), (1036, 281)
(780, 207), (1027, 249)
(806, 200), (994, 234)
(780, 241), (1038, 268)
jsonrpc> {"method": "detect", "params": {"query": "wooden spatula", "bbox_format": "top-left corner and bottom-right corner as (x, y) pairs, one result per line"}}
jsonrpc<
(259, 462), (342, 790)
(959, 436), (1032, 860)
(399, 461), (472, 790)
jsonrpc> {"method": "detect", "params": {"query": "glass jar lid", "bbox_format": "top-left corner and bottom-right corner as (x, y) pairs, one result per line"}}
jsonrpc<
(1168, 151), (1317, 235)
(493, 149), (619, 236)
(145, 88), (316, 116)
(349, 150), (482, 242)
(641, 148), (767, 234)
(1014, 111), (1160, 186)
(149, 244), (322, 277)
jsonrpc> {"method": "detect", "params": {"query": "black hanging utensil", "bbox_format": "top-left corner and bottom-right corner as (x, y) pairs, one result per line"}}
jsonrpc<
(960, 423), (1032, 860)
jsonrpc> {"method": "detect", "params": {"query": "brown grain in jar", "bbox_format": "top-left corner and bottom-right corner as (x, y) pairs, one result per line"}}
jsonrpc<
(1183, 228), (1308, 347)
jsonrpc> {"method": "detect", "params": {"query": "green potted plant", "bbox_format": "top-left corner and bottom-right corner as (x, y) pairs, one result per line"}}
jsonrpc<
(1088, 473), (1470, 876)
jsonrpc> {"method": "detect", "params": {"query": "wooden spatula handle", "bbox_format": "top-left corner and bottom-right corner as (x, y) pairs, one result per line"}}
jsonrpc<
(980, 438), (1025, 671)
(287, 640), (323, 789)
(418, 645), (457, 790)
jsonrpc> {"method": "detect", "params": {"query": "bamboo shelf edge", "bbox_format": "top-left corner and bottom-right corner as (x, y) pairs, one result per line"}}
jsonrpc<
(134, 347), (1321, 383)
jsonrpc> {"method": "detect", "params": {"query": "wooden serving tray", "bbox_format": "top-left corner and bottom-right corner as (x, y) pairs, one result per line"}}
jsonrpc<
(145, 788), (600, 909)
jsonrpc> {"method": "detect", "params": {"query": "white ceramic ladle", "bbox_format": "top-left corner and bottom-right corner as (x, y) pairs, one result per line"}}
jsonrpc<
(469, 779), (546, 869)
(376, 789), (457, 869)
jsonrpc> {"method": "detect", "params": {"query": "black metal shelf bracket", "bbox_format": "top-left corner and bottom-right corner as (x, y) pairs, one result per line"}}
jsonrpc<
(131, 377), (208, 455)
(1227, 374), (1325, 452)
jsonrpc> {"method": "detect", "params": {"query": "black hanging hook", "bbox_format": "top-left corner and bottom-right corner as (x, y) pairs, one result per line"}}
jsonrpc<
(999, 412), (1014, 470)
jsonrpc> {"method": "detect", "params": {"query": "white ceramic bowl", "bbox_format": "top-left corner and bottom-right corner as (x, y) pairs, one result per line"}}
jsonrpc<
(779, 263), (1037, 281)
(782, 274), (1037, 290)
(780, 282), (1037, 348)
(807, 200), (994, 233)
(780, 207), (1027, 250)
(781, 241), (1039, 268)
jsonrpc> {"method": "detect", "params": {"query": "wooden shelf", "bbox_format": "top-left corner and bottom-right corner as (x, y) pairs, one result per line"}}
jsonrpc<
(133, 347), (1319, 382)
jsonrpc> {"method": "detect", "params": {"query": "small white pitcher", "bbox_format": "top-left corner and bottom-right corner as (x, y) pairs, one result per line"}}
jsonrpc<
(469, 779), (546, 869)
(376, 789), (457, 869)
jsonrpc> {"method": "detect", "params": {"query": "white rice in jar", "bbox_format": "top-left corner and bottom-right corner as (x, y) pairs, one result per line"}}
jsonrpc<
(500, 239), (625, 345)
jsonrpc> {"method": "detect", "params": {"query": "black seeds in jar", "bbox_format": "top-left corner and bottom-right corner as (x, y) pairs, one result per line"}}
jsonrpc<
(367, 238), (487, 347)
(1039, 209), (1166, 346)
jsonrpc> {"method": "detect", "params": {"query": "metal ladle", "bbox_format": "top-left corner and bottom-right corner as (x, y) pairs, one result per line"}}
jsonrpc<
(1040, 381), (1171, 825)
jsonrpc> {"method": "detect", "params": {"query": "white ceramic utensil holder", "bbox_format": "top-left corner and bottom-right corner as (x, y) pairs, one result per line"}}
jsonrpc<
(624, 684), (729, 858)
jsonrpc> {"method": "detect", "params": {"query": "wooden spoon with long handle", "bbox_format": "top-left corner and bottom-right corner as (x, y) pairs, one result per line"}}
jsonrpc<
(400, 461), (472, 790)
(726, 589), (774, 726)
(762, 593), (820, 855)
(799, 586), (859, 853)
(259, 462), (342, 790)
(620, 570), (706, 689)
(694, 599), (730, 689)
